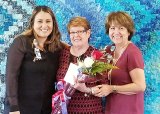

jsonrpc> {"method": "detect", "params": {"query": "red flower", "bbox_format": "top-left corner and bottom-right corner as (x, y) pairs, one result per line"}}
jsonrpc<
(91, 50), (103, 60)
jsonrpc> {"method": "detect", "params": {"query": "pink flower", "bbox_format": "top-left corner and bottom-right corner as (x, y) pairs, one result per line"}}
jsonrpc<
(91, 50), (103, 60)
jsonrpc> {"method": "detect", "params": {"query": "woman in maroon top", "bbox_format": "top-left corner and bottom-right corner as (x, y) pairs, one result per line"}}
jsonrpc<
(94, 11), (146, 114)
(56, 16), (103, 113)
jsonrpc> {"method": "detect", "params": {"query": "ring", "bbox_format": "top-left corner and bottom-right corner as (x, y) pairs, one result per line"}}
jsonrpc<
(73, 84), (76, 87)
(91, 88), (94, 94)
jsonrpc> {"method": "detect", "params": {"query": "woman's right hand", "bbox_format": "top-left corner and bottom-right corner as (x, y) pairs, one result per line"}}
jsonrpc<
(91, 86), (101, 95)
(94, 84), (113, 97)
(73, 82), (88, 93)
(9, 111), (20, 114)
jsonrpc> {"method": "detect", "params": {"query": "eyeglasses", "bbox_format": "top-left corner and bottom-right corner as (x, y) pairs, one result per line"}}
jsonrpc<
(69, 30), (87, 35)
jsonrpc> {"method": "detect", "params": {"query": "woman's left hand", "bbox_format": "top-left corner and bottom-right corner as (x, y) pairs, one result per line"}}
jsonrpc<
(94, 84), (113, 97)
(73, 82), (88, 93)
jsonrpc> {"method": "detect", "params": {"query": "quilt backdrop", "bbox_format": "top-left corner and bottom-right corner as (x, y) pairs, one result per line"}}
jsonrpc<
(0, 0), (160, 113)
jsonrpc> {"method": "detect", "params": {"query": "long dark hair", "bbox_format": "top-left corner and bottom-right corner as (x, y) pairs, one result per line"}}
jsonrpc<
(22, 5), (63, 52)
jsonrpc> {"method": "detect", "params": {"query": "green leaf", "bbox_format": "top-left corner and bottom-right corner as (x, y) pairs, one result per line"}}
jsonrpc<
(81, 61), (118, 76)
(90, 61), (118, 76)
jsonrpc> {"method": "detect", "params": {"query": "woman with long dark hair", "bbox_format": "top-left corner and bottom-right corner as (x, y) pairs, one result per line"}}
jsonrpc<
(4, 5), (65, 114)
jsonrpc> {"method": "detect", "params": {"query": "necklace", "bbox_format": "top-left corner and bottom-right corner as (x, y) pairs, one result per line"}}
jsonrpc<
(70, 45), (89, 57)
(32, 39), (42, 62)
(108, 42), (130, 85)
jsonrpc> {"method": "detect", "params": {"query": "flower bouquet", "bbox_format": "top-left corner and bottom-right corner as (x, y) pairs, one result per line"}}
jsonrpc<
(77, 49), (118, 83)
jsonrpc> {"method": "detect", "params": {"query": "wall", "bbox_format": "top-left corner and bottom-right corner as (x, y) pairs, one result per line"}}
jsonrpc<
(0, 0), (160, 113)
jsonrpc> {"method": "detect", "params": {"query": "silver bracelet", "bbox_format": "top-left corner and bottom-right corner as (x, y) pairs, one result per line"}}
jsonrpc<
(84, 87), (92, 97)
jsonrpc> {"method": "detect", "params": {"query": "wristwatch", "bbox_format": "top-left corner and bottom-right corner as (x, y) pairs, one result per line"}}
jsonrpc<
(112, 85), (117, 93)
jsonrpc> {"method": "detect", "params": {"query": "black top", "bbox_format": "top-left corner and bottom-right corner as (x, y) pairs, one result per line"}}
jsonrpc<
(5, 35), (61, 114)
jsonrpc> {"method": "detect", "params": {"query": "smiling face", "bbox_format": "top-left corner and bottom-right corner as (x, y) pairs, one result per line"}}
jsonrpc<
(105, 12), (135, 41)
(69, 26), (90, 47)
(109, 22), (130, 46)
(33, 11), (53, 40)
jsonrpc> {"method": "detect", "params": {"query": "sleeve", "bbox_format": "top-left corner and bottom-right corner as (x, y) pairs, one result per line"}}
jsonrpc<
(127, 46), (144, 72)
(5, 36), (26, 112)
(56, 48), (70, 81)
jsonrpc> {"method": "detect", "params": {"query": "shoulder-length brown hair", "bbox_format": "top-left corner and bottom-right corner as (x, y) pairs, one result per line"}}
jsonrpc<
(105, 11), (135, 41)
(22, 5), (63, 52)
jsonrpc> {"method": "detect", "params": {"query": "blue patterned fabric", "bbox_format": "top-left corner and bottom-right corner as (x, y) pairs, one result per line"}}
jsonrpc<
(0, 0), (159, 113)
